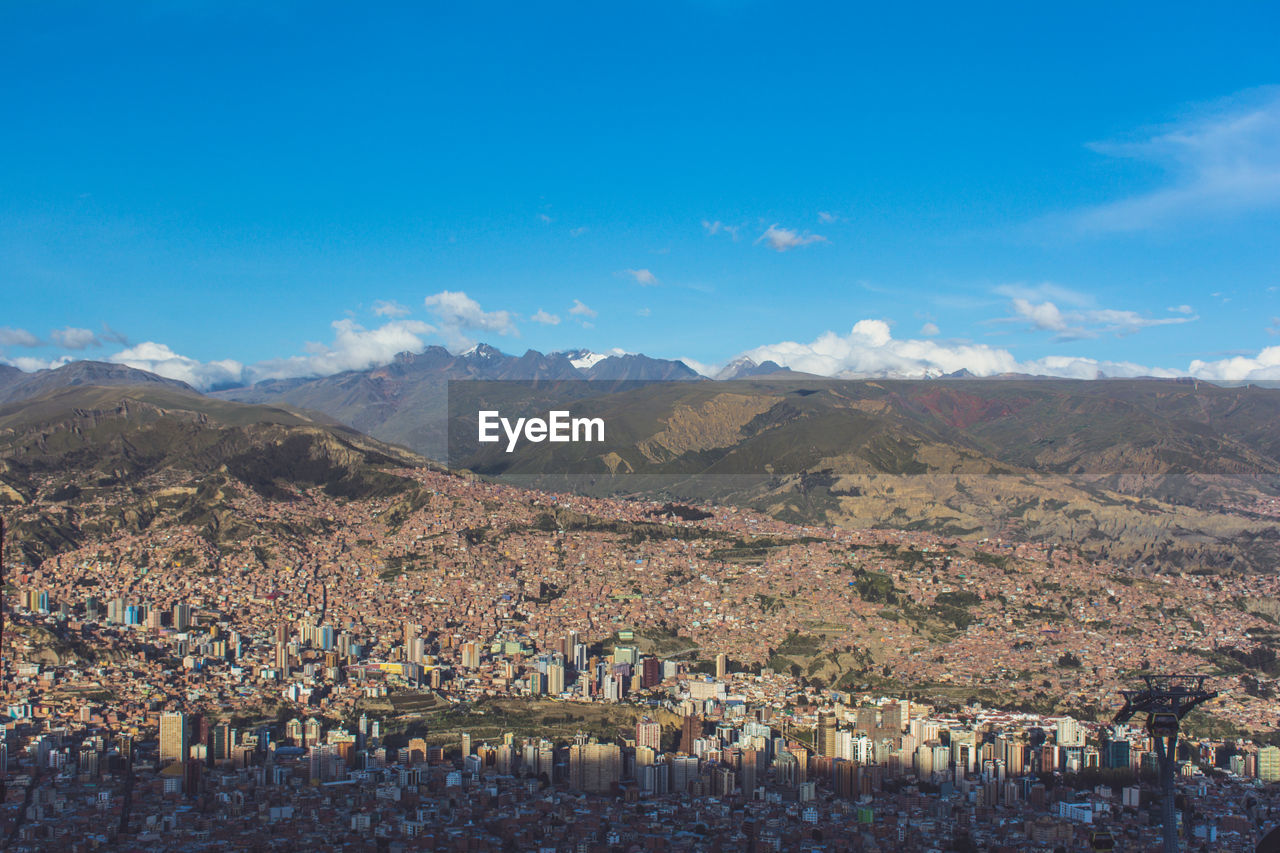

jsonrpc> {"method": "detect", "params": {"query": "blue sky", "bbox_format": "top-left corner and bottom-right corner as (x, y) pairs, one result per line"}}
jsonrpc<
(3, 1), (1280, 386)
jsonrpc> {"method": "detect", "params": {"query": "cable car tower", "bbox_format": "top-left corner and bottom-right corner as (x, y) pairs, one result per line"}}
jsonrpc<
(1114, 674), (1217, 853)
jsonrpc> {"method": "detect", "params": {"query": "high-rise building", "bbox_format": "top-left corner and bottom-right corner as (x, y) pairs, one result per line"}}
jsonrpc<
(1006, 738), (1027, 776)
(211, 722), (232, 765)
(1259, 746), (1280, 782)
(160, 712), (188, 764)
(1103, 738), (1130, 770)
(461, 642), (480, 669)
(569, 742), (622, 793)
(741, 748), (759, 797)
(304, 717), (323, 747)
(547, 662), (566, 695)
(816, 710), (838, 758)
(951, 730), (976, 775)
(715, 653), (728, 680)
(856, 706), (878, 734)
(637, 717), (662, 751)
(1056, 718), (1084, 748)
(669, 754), (699, 793)
(881, 701), (904, 734)
(680, 715), (702, 754)
(774, 749), (801, 787)
(172, 603), (192, 632)
(641, 657), (662, 688)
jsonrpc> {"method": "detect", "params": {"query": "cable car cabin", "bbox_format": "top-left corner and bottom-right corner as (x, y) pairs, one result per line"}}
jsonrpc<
(1090, 830), (1116, 851)
(1148, 713), (1180, 737)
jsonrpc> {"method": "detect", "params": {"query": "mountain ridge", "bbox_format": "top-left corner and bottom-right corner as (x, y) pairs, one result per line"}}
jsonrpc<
(454, 376), (1280, 573)
(0, 384), (428, 565)
(0, 360), (196, 404)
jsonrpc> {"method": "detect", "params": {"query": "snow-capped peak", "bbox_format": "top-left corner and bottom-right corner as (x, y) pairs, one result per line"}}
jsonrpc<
(460, 343), (502, 359)
(553, 348), (610, 370)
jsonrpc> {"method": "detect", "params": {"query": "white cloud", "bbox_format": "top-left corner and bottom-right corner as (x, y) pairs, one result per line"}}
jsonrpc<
(702, 220), (740, 240)
(250, 318), (437, 382)
(2, 355), (73, 372)
(569, 227), (589, 237)
(0, 327), (40, 347)
(623, 268), (659, 286)
(756, 223), (827, 252)
(736, 319), (1187, 380)
(51, 327), (101, 350)
(1268, 318), (1280, 337)
(1071, 87), (1280, 232)
(817, 211), (838, 223)
(569, 299), (597, 319)
(88, 316), (441, 389)
(371, 299), (410, 318)
(423, 290), (517, 348)
(1010, 298), (1071, 334)
(538, 213), (553, 224)
(741, 320), (1017, 378)
(1022, 355), (1180, 380)
(920, 322), (940, 336)
(109, 342), (246, 390)
(1189, 346), (1280, 381)
(997, 285), (1198, 341)
(531, 309), (561, 325)
(637, 307), (651, 317)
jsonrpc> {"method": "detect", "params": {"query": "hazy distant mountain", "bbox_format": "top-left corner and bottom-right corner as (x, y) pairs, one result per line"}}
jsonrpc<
(0, 360), (195, 404)
(582, 352), (702, 382)
(216, 344), (702, 458)
(715, 356), (793, 380)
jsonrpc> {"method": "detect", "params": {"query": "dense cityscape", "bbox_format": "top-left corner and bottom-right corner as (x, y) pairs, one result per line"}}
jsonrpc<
(3, 467), (1279, 850)
(6, 1), (1280, 849)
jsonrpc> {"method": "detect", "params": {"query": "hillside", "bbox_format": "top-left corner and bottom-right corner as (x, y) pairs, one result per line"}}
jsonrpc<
(0, 385), (427, 566)
(454, 377), (1280, 572)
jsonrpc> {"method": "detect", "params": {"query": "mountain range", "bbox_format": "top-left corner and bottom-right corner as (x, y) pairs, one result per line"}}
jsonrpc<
(4, 352), (1280, 574)
(214, 344), (702, 459)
